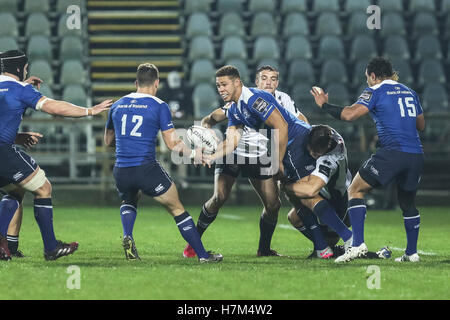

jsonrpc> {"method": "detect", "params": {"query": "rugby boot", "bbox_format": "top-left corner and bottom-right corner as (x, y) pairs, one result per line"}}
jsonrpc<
(44, 240), (79, 261)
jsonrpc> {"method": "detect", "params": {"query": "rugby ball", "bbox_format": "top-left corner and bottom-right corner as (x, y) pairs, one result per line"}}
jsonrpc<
(186, 125), (218, 155)
(312, 86), (324, 94)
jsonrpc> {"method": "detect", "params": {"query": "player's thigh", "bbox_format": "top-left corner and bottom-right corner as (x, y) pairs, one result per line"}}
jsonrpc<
(397, 153), (424, 192)
(213, 171), (236, 201)
(153, 182), (185, 216)
(348, 172), (374, 199)
(300, 195), (324, 211)
(249, 177), (280, 211)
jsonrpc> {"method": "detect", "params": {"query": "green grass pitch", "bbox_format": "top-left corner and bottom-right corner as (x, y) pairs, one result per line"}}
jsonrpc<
(1, 205), (449, 300)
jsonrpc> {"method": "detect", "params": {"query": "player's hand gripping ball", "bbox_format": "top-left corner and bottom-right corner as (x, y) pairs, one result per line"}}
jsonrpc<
(186, 125), (218, 155)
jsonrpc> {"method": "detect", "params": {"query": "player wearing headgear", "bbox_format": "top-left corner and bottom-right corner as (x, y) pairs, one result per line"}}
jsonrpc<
(104, 63), (222, 263)
(0, 50), (112, 261)
(311, 57), (425, 263)
(183, 65), (309, 258)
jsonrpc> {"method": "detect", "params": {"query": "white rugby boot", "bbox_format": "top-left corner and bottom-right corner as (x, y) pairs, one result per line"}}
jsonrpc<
(335, 242), (368, 263)
(395, 252), (420, 262)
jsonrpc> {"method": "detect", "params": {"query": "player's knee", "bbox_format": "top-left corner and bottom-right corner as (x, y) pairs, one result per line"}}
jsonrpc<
(34, 179), (52, 198)
(287, 208), (303, 228)
(265, 198), (281, 216)
(212, 191), (229, 207)
(1, 194), (20, 211)
(21, 168), (51, 197)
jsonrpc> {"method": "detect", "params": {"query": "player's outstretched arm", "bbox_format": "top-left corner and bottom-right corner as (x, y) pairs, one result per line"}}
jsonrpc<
(37, 97), (113, 118)
(284, 175), (326, 199)
(201, 107), (228, 128)
(162, 128), (203, 163)
(310, 87), (369, 121)
(208, 125), (242, 163)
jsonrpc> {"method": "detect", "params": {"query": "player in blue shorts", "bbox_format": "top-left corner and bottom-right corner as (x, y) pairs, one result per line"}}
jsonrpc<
(311, 57), (425, 263)
(0, 50), (112, 261)
(104, 63), (222, 263)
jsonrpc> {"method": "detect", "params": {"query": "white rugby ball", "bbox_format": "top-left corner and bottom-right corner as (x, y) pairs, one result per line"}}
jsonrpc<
(312, 86), (324, 94)
(186, 125), (218, 155)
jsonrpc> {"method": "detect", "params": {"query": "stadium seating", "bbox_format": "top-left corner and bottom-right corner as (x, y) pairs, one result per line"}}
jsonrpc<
(351, 60), (369, 87)
(280, 0), (307, 15)
(60, 60), (86, 86)
(317, 35), (345, 60)
(0, 13), (18, 37)
(189, 59), (215, 85)
(345, 0), (371, 13)
(221, 36), (247, 60)
(421, 84), (449, 112)
(29, 60), (53, 85)
(312, 0), (339, 12)
(383, 35), (411, 60)
(409, 0), (436, 12)
(415, 35), (443, 62)
(285, 35), (312, 61)
(443, 0), (450, 13)
(27, 35), (53, 62)
(0, 0), (18, 14)
(188, 36), (215, 61)
(378, 0), (404, 12)
(320, 59), (348, 86)
(0, 36), (19, 52)
(25, 13), (51, 37)
(39, 83), (54, 99)
(291, 83), (317, 115)
(347, 12), (370, 37)
(186, 13), (212, 39)
(59, 35), (85, 60)
(417, 59), (446, 87)
(315, 12), (342, 36)
(219, 12), (245, 38)
(253, 36), (280, 61)
(349, 35), (377, 62)
(250, 12), (278, 37)
(226, 58), (250, 84)
(412, 12), (439, 37)
(256, 58), (282, 74)
(62, 84), (87, 106)
(248, 0), (276, 14)
(192, 83), (219, 118)
(56, 0), (86, 14)
(58, 14), (83, 37)
(326, 83), (350, 106)
(390, 59), (414, 88)
(287, 58), (315, 86)
(380, 12), (406, 38)
(183, 0), (210, 15)
(216, 0), (243, 14)
(24, 0), (50, 14)
(282, 12), (309, 37)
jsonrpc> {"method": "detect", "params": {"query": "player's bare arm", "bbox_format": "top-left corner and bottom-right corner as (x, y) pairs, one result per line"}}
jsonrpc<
(201, 105), (229, 128)
(284, 175), (326, 199)
(310, 87), (370, 121)
(208, 125), (242, 163)
(264, 108), (288, 174)
(104, 128), (115, 147)
(298, 112), (309, 124)
(416, 113), (425, 131)
(162, 128), (203, 162)
(37, 96), (113, 118)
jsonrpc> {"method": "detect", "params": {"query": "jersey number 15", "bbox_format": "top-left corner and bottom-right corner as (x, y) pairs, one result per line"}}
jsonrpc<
(397, 97), (416, 118)
(121, 114), (143, 137)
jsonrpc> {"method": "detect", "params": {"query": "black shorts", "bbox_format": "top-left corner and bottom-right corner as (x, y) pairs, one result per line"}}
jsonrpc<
(113, 161), (173, 203)
(214, 154), (273, 180)
(0, 144), (38, 188)
(359, 148), (424, 191)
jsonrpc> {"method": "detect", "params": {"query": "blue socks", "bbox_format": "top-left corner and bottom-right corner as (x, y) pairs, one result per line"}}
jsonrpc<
(403, 211), (420, 255)
(314, 200), (352, 242)
(347, 198), (366, 247)
(120, 204), (137, 239)
(175, 212), (209, 259)
(0, 195), (19, 237)
(34, 198), (58, 252)
(297, 208), (329, 250)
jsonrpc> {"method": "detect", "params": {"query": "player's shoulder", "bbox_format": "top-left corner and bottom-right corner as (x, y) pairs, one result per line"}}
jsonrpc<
(0, 75), (32, 91)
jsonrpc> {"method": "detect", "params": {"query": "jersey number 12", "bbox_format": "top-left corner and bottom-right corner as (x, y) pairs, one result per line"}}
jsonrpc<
(121, 114), (143, 137)
(397, 97), (416, 118)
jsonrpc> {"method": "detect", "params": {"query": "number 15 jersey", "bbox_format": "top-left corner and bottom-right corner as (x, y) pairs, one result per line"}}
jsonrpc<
(356, 80), (423, 154)
(106, 92), (173, 167)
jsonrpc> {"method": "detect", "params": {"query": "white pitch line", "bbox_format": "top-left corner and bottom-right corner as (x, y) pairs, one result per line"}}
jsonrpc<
(390, 246), (436, 256)
(277, 224), (296, 230)
(219, 214), (244, 220)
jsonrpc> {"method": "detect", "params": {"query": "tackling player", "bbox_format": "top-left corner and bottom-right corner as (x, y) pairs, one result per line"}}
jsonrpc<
(104, 63), (222, 263)
(0, 50), (112, 261)
(311, 57), (425, 263)
(183, 65), (308, 258)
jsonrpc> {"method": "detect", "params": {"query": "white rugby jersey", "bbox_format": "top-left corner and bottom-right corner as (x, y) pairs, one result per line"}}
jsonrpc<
(222, 89), (302, 158)
(311, 127), (352, 199)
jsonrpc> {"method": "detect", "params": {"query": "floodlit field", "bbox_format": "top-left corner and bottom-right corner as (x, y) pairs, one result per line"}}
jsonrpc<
(1, 206), (449, 300)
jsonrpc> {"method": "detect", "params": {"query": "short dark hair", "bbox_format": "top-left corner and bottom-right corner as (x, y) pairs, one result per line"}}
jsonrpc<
(307, 125), (333, 154)
(366, 57), (398, 80)
(255, 65), (279, 80)
(136, 63), (159, 86)
(215, 65), (240, 80)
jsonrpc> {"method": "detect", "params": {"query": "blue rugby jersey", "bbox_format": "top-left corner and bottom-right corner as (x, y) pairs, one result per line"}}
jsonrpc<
(0, 75), (43, 145)
(226, 86), (310, 145)
(106, 92), (174, 167)
(356, 80), (423, 154)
